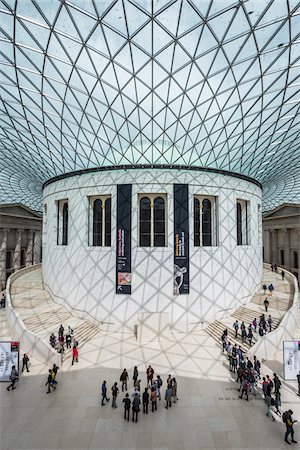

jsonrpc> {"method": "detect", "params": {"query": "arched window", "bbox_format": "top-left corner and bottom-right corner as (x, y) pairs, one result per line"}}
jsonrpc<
(139, 194), (167, 247)
(236, 199), (249, 245)
(194, 196), (217, 247)
(89, 196), (111, 247)
(194, 198), (200, 247)
(62, 202), (68, 245)
(202, 199), (212, 246)
(154, 197), (165, 247)
(105, 198), (111, 247)
(236, 202), (242, 245)
(139, 197), (151, 247)
(93, 199), (102, 246)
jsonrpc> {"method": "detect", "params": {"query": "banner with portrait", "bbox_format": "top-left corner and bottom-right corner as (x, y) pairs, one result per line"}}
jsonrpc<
(116, 184), (132, 294)
(173, 184), (189, 295)
(0, 341), (20, 382)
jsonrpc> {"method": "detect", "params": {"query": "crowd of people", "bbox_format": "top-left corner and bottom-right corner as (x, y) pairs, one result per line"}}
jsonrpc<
(49, 324), (79, 364)
(101, 365), (178, 422)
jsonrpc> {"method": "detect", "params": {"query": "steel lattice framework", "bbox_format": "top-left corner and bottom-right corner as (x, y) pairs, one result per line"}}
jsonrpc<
(0, 0), (300, 211)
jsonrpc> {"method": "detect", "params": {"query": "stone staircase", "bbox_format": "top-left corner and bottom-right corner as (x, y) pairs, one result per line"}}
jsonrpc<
(205, 320), (250, 353)
(232, 306), (281, 329)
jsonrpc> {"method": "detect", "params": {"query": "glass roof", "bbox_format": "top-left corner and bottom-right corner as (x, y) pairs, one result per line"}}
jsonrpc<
(0, 0), (300, 211)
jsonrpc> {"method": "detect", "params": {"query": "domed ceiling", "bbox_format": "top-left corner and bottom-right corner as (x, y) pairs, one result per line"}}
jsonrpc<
(0, 0), (300, 211)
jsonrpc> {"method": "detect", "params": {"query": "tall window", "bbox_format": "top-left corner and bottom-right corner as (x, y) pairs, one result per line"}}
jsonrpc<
(89, 196), (111, 247)
(57, 200), (68, 246)
(194, 196), (217, 247)
(139, 194), (167, 247)
(237, 199), (249, 245)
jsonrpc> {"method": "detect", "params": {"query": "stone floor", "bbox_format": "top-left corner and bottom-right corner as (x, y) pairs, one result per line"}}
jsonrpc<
(1, 269), (300, 449)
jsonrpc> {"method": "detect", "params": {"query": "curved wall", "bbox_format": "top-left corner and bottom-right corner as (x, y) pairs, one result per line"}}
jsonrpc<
(42, 168), (262, 332)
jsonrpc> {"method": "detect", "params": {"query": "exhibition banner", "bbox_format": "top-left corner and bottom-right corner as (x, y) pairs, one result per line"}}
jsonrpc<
(116, 184), (132, 294)
(173, 184), (189, 295)
(283, 340), (300, 380)
(0, 341), (20, 382)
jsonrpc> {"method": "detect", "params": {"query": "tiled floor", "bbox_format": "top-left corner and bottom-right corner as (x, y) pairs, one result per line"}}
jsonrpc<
(1, 269), (300, 449)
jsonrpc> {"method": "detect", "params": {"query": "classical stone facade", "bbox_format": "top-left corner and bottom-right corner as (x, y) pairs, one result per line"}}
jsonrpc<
(0, 204), (42, 290)
(263, 203), (300, 281)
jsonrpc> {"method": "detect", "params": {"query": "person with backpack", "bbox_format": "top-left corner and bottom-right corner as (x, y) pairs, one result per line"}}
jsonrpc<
(132, 392), (140, 422)
(268, 283), (274, 295)
(283, 409), (297, 444)
(101, 380), (110, 405)
(111, 382), (119, 408)
(156, 375), (162, 400)
(123, 393), (131, 421)
(45, 369), (55, 393)
(120, 369), (129, 392)
(142, 387), (149, 414)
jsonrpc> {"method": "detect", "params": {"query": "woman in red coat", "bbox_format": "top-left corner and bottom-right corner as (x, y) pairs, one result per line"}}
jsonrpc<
(72, 345), (78, 365)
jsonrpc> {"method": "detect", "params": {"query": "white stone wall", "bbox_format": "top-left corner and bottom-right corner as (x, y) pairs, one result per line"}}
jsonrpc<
(42, 169), (262, 332)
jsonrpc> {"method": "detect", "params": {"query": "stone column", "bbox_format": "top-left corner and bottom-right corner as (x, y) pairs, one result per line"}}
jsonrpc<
(13, 229), (22, 271)
(33, 231), (42, 264)
(283, 228), (290, 267)
(270, 229), (278, 264)
(25, 230), (34, 267)
(263, 229), (271, 263)
(0, 229), (8, 291)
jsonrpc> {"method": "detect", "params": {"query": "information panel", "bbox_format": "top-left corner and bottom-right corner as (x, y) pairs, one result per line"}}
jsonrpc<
(116, 184), (132, 294)
(283, 340), (300, 380)
(0, 341), (20, 382)
(173, 184), (189, 295)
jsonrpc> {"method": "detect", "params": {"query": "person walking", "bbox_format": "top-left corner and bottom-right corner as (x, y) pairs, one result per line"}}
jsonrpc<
(265, 394), (275, 421)
(284, 409), (298, 444)
(7, 365), (19, 391)
(146, 365), (154, 387)
(268, 315), (273, 332)
(58, 324), (64, 337)
(281, 270), (285, 281)
(252, 318), (257, 333)
(165, 384), (173, 409)
(239, 378), (249, 401)
(133, 366), (138, 387)
(274, 391), (281, 416)
(132, 392), (140, 422)
(150, 386), (157, 412)
(101, 380), (110, 405)
(273, 373), (281, 394)
(248, 329), (254, 346)
(66, 333), (72, 349)
(262, 284), (267, 295)
(263, 298), (269, 312)
(268, 283), (274, 296)
(52, 364), (59, 386)
(142, 387), (149, 414)
(111, 382), (119, 408)
(22, 354), (30, 372)
(123, 393), (131, 421)
(72, 345), (78, 365)
(120, 369), (129, 392)
(45, 369), (55, 393)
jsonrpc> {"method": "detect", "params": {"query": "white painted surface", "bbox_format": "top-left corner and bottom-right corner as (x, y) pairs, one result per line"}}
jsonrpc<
(43, 169), (262, 331)
(137, 312), (169, 342)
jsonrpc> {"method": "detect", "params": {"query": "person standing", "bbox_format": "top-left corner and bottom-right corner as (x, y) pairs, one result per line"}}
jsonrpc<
(252, 318), (257, 333)
(120, 369), (129, 392)
(22, 354), (30, 372)
(264, 298), (269, 312)
(7, 365), (18, 391)
(123, 393), (131, 421)
(45, 369), (55, 393)
(58, 324), (64, 337)
(297, 371), (300, 397)
(111, 382), (119, 408)
(156, 375), (162, 400)
(72, 345), (78, 365)
(66, 333), (72, 349)
(132, 393), (140, 422)
(284, 409), (298, 444)
(172, 378), (178, 403)
(233, 320), (239, 338)
(268, 315), (273, 332)
(150, 386), (157, 412)
(101, 380), (110, 405)
(146, 365), (154, 387)
(239, 378), (249, 401)
(142, 387), (149, 414)
(165, 384), (173, 409)
(273, 373), (281, 394)
(281, 270), (285, 281)
(133, 366), (138, 387)
(268, 283), (274, 295)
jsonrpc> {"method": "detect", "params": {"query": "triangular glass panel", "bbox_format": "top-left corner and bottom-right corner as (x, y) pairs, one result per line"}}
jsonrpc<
(66, 7), (97, 42)
(77, 48), (97, 76)
(102, 25), (127, 57)
(153, 21), (174, 54)
(155, 1), (181, 36)
(87, 24), (110, 56)
(208, 9), (235, 42)
(153, 61), (168, 87)
(102, 4), (128, 36)
(130, 43), (151, 72)
(132, 21), (152, 55)
(124, 1), (150, 37)
(54, 4), (81, 40)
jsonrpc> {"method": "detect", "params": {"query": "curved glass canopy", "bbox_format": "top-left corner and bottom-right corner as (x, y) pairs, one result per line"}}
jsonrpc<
(0, 0), (300, 211)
